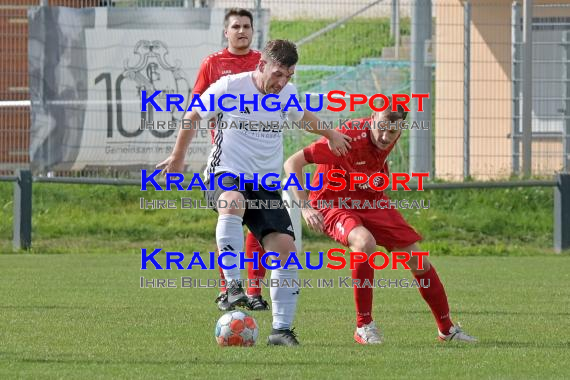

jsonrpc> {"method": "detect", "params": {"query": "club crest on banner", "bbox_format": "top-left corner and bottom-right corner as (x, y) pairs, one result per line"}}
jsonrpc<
(122, 40), (191, 129)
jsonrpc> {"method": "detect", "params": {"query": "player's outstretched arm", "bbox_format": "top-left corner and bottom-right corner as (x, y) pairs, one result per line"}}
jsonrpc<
(300, 110), (351, 156)
(156, 109), (203, 174)
(284, 150), (325, 232)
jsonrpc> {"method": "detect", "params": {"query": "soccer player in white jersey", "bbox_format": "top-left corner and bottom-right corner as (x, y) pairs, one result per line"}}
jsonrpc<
(157, 40), (351, 346)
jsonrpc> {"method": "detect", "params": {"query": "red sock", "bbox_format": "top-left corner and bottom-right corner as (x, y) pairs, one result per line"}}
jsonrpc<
(414, 266), (453, 335)
(245, 232), (265, 297)
(217, 249), (227, 293)
(353, 258), (374, 327)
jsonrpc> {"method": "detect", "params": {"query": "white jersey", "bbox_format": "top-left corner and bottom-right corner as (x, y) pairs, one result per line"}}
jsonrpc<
(197, 71), (304, 182)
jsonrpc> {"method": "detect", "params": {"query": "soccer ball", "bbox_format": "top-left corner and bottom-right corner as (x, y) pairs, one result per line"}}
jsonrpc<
(215, 310), (259, 347)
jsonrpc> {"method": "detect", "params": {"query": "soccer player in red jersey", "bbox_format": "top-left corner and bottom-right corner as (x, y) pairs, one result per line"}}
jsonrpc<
(282, 102), (478, 344)
(192, 8), (268, 311)
(192, 10), (261, 99)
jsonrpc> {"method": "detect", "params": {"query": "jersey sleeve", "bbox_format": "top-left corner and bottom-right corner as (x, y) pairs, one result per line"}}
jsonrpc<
(303, 137), (343, 165)
(288, 105), (304, 122)
(192, 59), (212, 96)
(195, 75), (228, 120)
(286, 86), (304, 122)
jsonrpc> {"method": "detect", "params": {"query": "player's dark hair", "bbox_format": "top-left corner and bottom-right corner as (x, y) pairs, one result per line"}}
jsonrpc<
(375, 98), (408, 121)
(262, 40), (298, 67)
(386, 104), (407, 122)
(224, 8), (254, 29)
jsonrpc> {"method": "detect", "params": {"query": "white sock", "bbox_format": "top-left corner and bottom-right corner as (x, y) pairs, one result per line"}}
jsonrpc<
(270, 267), (299, 330)
(216, 214), (243, 283)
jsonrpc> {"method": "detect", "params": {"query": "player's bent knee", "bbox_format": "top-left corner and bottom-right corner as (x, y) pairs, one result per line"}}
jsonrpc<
(393, 243), (429, 272)
(406, 254), (431, 272)
(217, 191), (246, 216)
(262, 232), (296, 261)
(348, 227), (377, 254)
(218, 190), (245, 203)
(395, 243), (421, 254)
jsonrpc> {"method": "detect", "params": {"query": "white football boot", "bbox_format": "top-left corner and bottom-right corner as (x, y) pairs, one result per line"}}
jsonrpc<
(354, 321), (383, 345)
(438, 323), (478, 343)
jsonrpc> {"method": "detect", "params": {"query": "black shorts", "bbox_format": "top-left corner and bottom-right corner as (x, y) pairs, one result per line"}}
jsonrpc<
(204, 172), (295, 244)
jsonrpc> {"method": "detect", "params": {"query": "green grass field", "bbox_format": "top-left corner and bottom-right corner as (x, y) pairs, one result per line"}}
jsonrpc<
(1, 181), (569, 378)
(0, 182), (556, 255)
(1, 254), (569, 379)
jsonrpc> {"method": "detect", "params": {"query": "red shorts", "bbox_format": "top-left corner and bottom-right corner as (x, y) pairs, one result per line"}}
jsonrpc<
(318, 200), (422, 251)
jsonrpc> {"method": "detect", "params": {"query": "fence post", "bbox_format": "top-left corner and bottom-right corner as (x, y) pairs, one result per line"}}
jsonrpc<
(521, 0), (533, 176)
(554, 173), (570, 253)
(13, 170), (32, 250)
(562, 32), (570, 173)
(464, 0), (471, 179)
(512, 1), (522, 175)
(410, 0), (433, 177)
(391, 0), (400, 59)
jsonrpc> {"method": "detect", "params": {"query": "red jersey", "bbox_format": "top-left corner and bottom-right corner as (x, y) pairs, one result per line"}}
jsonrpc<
(303, 117), (399, 207)
(192, 48), (261, 142)
(192, 48), (261, 96)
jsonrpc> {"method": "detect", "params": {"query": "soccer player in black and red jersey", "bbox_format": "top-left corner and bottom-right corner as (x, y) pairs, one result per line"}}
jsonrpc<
(283, 102), (478, 344)
(192, 8), (268, 311)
